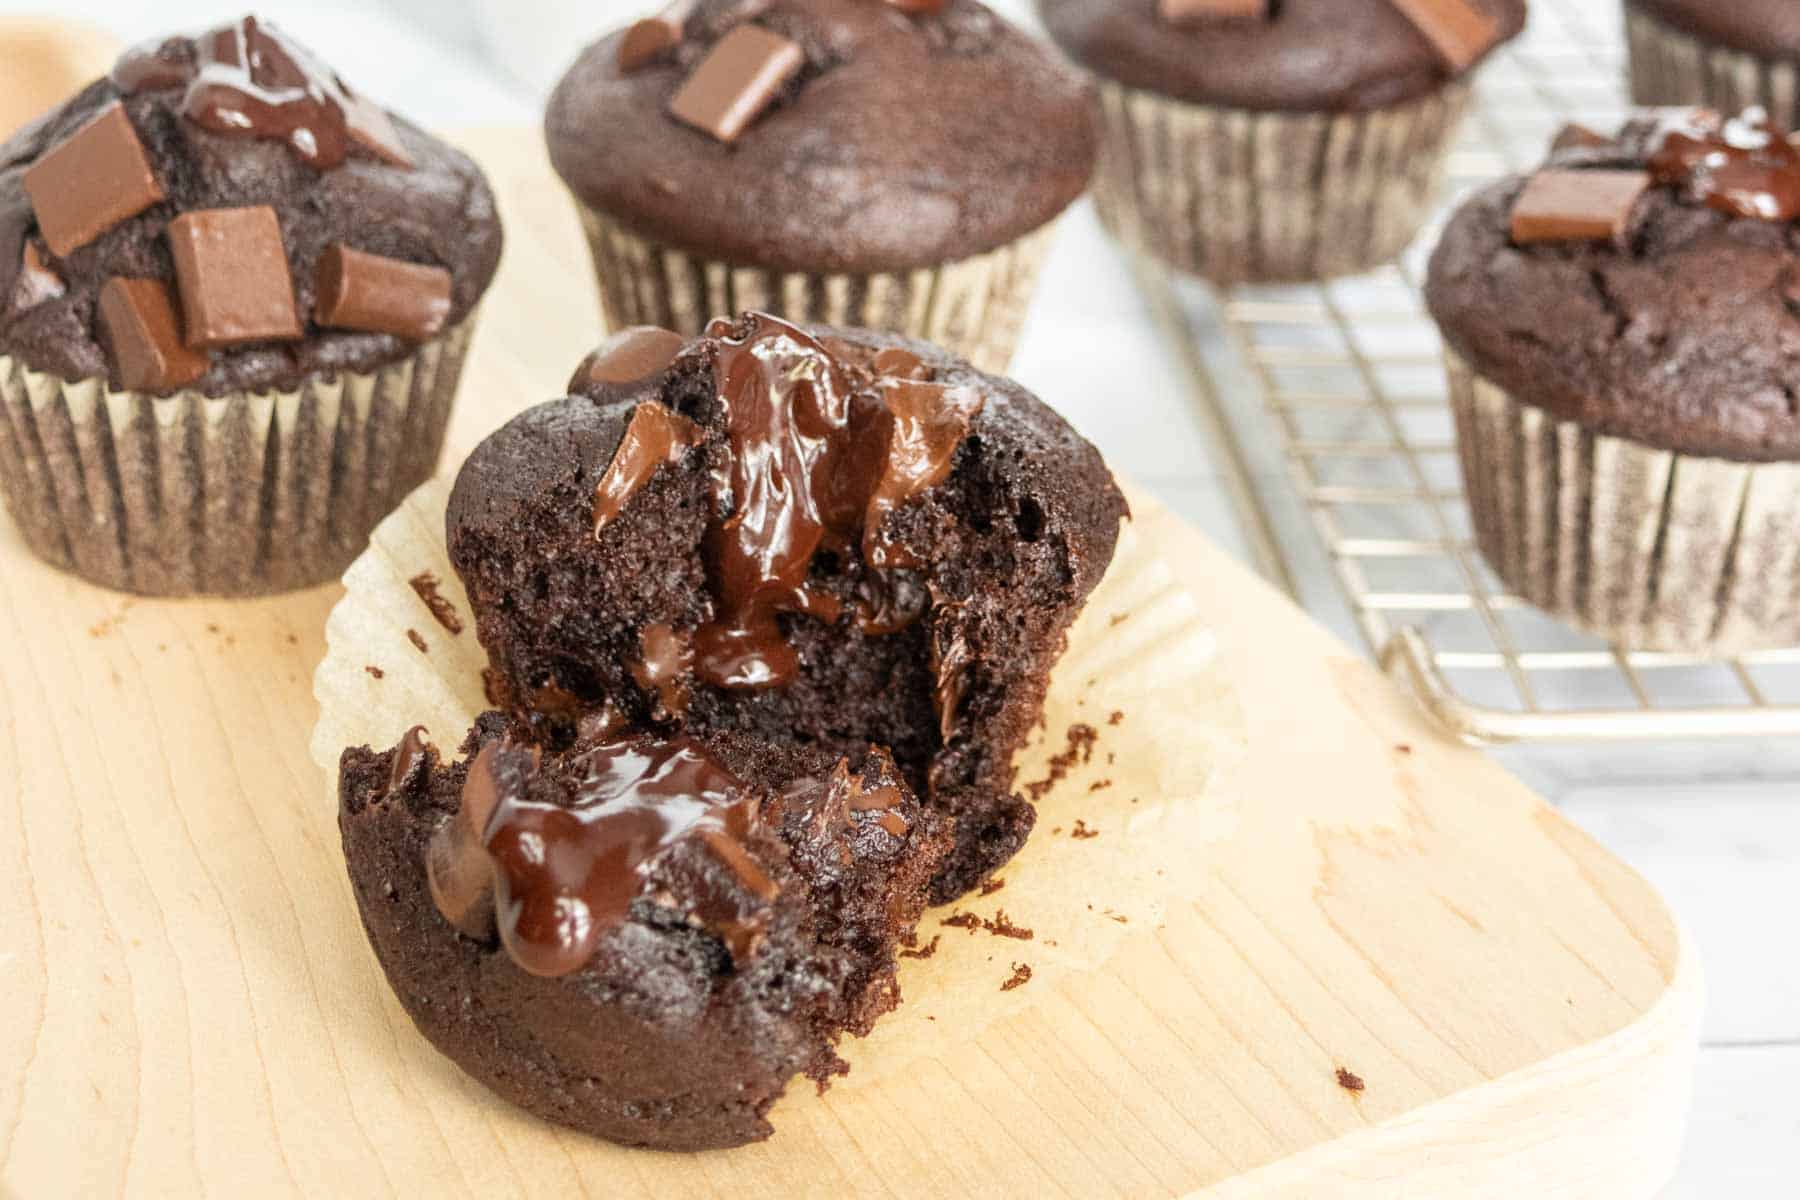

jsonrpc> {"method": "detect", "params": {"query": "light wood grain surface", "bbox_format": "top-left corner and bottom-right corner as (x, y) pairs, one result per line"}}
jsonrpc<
(0, 129), (1700, 1198)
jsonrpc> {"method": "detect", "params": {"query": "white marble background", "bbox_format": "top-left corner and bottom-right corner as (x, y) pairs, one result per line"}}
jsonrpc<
(8, 1), (1796, 1193)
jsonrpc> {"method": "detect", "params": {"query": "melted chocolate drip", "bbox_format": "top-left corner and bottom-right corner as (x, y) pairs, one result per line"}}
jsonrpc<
(686, 313), (982, 690)
(1649, 108), (1800, 223)
(437, 734), (779, 977)
(631, 623), (696, 718)
(592, 402), (703, 537)
(112, 16), (406, 170)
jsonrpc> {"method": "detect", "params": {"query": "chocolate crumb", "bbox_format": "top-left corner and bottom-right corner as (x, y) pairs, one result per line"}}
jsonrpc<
(1001, 963), (1032, 992)
(365, 665), (384, 679)
(407, 628), (428, 654)
(285, 633), (298, 645)
(1396, 743), (1413, 755)
(1107, 710), (1124, 726)
(1105, 910), (1128, 925)
(985, 910), (1033, 940)
(482, 667), (505, 707)
(1071, 819), (1099, 839)
(1024, 723), (1099, 801)
(1108, 612), (1128, 627)
(899, 935), (941, 960)
(942, 912), (981, 933)
(1087, 779), (1112, 793)
(1336, 1067), (1365, 1093)
(1052, 827), (1063, 835)
(408, 571), (464, 634)
(979, 878), (1006, 896)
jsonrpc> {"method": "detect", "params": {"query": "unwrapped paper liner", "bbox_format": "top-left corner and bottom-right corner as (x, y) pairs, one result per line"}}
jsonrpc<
(311, 477), (1246, 1091)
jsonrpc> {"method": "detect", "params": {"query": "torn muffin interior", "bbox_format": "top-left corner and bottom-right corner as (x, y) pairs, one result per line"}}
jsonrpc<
(448, 312), (1127, 901)
(338, 713), (949, 1150)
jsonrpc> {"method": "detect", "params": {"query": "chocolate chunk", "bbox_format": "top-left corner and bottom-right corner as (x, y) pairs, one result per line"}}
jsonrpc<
(1159, 0), (1269, 22)
(344, 94), (414, 169)
(23, 102), (165, 257)
(1649, 108), (1800, 224)
(632, 623), (696, 718)
(863, 379), (984, 569)
(571, 326), (687, 392)
(593, 402), (704, 536)
(315, 243), (452, 340)
(618, 5), (689, 73)
(669, 25), (805, 145)
(427, 741), (510, 941)
(871, 346), (931, 381)
(1509, 169), (1651, 244)
(387, 725), (437, 795)
(10, 242), (64, 313)
(1386, 0), (1502, 70)
(166, 207), (303, 348)
(97, 277), (209, 393)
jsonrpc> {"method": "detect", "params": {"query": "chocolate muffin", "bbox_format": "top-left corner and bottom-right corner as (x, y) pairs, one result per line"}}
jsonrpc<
(1626, 1), (1800, 131)
(1426, 109), (1800, 652)
(340, 712), (949, 1150)
(1039, 0), (1527, 283)
(0, 16), (501, 595)
(447, 314), (1127, 901)
(544, 0), (1098, 373)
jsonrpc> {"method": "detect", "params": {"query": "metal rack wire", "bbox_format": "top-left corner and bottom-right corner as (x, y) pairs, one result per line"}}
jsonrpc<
(1141, 0), (1800, 746)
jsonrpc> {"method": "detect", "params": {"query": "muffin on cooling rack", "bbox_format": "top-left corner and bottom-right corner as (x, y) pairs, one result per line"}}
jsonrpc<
(1038, 0), (1526, 283)
(1625, 1), (1800, 132)
(544, 0), (1097, 373)
(0, 16), (500, 595)
(1426, 108), (1800, 653)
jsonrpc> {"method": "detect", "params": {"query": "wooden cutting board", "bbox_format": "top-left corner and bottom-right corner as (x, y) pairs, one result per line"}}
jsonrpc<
(0, 129), (1699, 1199)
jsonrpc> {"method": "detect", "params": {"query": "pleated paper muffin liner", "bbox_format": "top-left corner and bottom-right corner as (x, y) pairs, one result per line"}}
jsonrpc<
(1447, 351), (1800, 655)
(1091, 79), (1472, 284)
(0, 318), (475, 597)
(1625, 4), (1800, 131)
(575, 206), (1055, 375)
(312, 477), (1244, 1088)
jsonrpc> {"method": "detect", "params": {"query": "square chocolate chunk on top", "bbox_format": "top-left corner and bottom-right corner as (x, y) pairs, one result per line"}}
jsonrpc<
(1159, 0), (1269, 23)
(315, 244), (453, 341)
(1510, 169), (1651, 244)
(98, 277), (209, 394)
(669, 25), (805, 144)
(1387, 0), (1502, 71)
(167, 207), (303, 348)
(23, 101), (165, 257)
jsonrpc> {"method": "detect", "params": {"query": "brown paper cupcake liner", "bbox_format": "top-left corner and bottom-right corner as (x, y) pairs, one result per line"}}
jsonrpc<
(575, 207), (1054, 375)
(1625, 4), (1800, 131)
(1091, 79), (1471, 284)
(0, 318), (475, 597)
(1447, 351), (1800, 654)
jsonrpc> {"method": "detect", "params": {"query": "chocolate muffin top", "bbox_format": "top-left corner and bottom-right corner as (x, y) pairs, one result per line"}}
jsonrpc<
(339, 712), (949, 1150)
(1038, 0), (1527, 113)
(1426, 110), (1800, 463)
(0, 16), (502, 397)
(544, 0), (1098, 274)
(1631, 0), (1800, 60)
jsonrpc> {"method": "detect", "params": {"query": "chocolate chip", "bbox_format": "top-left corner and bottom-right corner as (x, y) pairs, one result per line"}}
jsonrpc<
(1387, 0), (1502, 70)
(669, 25), (805, 144)
(97, 277), (209, 393)
(871, 346), (931, 381)
(315, 243), (452, 340)
(23, 101), (165, 257)
(571, 326), (687, 391)
(1509, 169), (1651, 244)
(344, 94), (414, 169)
(1159, 0), (1268, 22)
(593, 401), (703, 536)
(618, 8), (687, 73)
(10, 242), (64, 313)
(166, 207), (303, 348)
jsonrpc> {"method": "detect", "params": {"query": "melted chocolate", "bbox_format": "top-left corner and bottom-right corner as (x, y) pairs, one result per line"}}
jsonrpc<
(592, 402), (703, 537)
(1649, 108), (1800, 223)
(112, 16), (408, 170)
(439, 734), (779, 977)
(684, 313), (982, 689)
(631, 623), (696, 718)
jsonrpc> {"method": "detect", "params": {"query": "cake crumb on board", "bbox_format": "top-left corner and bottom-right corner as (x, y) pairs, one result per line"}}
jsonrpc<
(1001, 963), (1032, 992)
(1336, 1067), (1366, 1093)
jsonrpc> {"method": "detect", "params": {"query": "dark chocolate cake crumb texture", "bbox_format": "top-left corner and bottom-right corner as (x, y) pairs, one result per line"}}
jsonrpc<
(448, 314), (1126, 901)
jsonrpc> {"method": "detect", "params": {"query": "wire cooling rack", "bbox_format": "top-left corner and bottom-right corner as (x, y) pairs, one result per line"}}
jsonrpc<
(1138, 0), (1800, 750)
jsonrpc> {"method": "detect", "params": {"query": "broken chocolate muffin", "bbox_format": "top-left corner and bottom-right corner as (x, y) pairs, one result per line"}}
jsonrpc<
(339, 712), (949, 1151)
(447, 314), (1127, 901)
